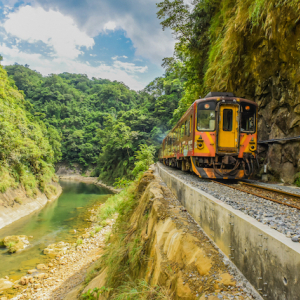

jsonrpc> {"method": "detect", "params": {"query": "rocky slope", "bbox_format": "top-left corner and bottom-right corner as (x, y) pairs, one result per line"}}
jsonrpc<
(68, 170), (260, 299)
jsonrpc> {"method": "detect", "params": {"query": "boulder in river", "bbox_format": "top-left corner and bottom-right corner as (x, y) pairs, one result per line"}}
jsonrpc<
(0, 235), (30, 253)
(43, 241), (70, 257)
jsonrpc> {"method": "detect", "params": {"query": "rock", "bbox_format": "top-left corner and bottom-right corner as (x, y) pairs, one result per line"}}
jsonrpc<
(0, 297), (8, 300)
(43, 242), (70, 257)
(36, 264), (48, 270)
(1, 235), (30, 253)
(0, 278), (13, 291)
(27, 269), (37, 274)
(20, 277), (29, 285)
(291, 235), (300, 242)
(34, 273), (48, 280)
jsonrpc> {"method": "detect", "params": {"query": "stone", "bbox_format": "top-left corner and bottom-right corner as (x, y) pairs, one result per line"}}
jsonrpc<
(291, 235), (300, 242)
(36, 264), (48, 270)
(20, 277), (29, 285)
(2, 235), (30, 253)
(27, 269), (37, 274)
(0, 278), (13, 291)
(43, 242), (70, 257)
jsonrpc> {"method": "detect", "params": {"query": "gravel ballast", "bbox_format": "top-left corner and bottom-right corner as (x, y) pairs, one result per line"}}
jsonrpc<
(159, 163), (300, 242)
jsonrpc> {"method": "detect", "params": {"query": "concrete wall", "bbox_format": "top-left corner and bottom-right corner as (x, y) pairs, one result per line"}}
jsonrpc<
(157, 163), (300, 300)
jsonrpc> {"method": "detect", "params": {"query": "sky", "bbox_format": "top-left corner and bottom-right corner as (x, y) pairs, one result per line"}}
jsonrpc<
(0, 0), (175, 90)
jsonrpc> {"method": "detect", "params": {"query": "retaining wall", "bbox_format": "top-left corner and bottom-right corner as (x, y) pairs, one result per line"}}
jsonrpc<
(157, 163), (300, 300)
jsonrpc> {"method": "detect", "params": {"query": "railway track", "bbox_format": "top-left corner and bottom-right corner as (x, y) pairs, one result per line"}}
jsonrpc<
(211, 180), (300, 210)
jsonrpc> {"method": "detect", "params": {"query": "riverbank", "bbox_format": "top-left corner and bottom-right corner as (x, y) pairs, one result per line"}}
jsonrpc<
(7, 218), (116, 300)
(3, 169), (261, 299)
(58, 175), (121, 194)
(0, 182), (62, 230)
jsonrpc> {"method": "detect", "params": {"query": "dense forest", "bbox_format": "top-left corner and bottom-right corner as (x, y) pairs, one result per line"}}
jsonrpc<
(5, 64), (184, 184)
(0, 65), (58, 196)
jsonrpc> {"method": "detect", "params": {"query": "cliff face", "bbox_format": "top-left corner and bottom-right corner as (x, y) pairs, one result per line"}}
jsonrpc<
(204, 1), (300, 183)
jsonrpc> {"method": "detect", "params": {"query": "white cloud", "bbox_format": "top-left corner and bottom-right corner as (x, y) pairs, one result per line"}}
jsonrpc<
(90, 54), (97, 57)
(103, 21), (117, 31)
(113, 60), (147, 73)
(3, 5), (94, 59)
(112, 55), (128, 60)
(0, 43), (148, 90)
(31, 0), (175, 65)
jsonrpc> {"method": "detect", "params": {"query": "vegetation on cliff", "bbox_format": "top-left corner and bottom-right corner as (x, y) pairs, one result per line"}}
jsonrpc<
(6, 65), (184, 183)
(157, 0), (300, 121)
(157, 0), (300, 182)
(0, 65), (59, 196)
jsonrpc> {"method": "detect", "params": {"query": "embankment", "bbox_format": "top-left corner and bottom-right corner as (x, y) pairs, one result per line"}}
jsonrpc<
(0, 182), (62, 230)
(68, 169), (260, 300)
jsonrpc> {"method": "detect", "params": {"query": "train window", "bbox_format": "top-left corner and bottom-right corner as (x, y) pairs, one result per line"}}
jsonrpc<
(185, 119), (190, 136)
(223, 109), (233, 131)
(181, 124), (185, 138)
(241, 103), (256, 132)
(197, 101), (216, 131)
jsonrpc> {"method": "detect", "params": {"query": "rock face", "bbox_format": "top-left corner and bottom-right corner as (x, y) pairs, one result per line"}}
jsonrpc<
(254, 78), (300, 183)
(0, 235), (30, 253)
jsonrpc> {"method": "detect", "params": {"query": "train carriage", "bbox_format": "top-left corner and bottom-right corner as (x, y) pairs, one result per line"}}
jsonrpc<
(158, 92), (258, 179)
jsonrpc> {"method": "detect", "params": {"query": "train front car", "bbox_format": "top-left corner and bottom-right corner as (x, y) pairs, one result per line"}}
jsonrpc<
(191, 92), (258, 179)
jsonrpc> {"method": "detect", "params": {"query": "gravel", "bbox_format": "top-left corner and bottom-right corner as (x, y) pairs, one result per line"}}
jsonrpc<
(159, 163), (300, 242)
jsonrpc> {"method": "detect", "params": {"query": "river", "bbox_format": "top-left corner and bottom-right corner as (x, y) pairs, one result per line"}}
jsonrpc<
(0, 180), (112, 280)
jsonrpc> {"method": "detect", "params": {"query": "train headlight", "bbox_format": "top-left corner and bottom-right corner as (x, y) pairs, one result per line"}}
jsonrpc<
(249, 138), (256, 151)
(197, 136), (205, 150)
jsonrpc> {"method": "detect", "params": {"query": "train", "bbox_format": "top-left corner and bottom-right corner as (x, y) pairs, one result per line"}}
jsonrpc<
(158, 92), (258, 179)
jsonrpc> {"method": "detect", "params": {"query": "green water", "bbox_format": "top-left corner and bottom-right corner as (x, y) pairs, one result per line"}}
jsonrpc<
(0, 180), (112, 280)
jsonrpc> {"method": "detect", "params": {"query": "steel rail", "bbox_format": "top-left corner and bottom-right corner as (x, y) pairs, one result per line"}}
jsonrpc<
(239, 181), (300, 198)
(211, 180), (300, 210)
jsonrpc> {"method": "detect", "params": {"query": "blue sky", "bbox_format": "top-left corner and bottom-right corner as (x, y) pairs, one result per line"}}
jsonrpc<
(0, 0), (175, 90)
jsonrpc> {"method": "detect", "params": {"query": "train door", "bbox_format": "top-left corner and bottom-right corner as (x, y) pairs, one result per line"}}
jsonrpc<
(217, 104), (239, 153)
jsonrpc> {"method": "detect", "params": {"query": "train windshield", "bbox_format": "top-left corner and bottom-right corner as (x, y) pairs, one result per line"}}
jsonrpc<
(240, 103), (256, 132)
(197, 101), (216, 131)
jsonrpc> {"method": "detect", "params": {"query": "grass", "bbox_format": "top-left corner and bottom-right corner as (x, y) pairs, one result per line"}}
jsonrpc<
(95, 226), (102, 233)
(76, 239), (83, 246)
(14, 197), (23, 205)
(112, 280), (173, 300)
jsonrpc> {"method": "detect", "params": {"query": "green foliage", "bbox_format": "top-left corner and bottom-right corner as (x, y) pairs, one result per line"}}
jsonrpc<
(157, 0), (300, 120)
(294, 173), (300, 187)
(114, 177), (132, 189)
(132, 144), (156, 178)
(81, 287), (112, 300)
(0, 65), (57, 194)
(76, 239), (83, 246)
(14, 197), (23, 205)
(95, 226), (102, 233)
(112, 280), (172, 300)
(6, 65), (183, 183)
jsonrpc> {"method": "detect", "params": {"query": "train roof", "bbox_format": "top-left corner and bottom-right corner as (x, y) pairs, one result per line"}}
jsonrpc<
(195, 96), (258, 107)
